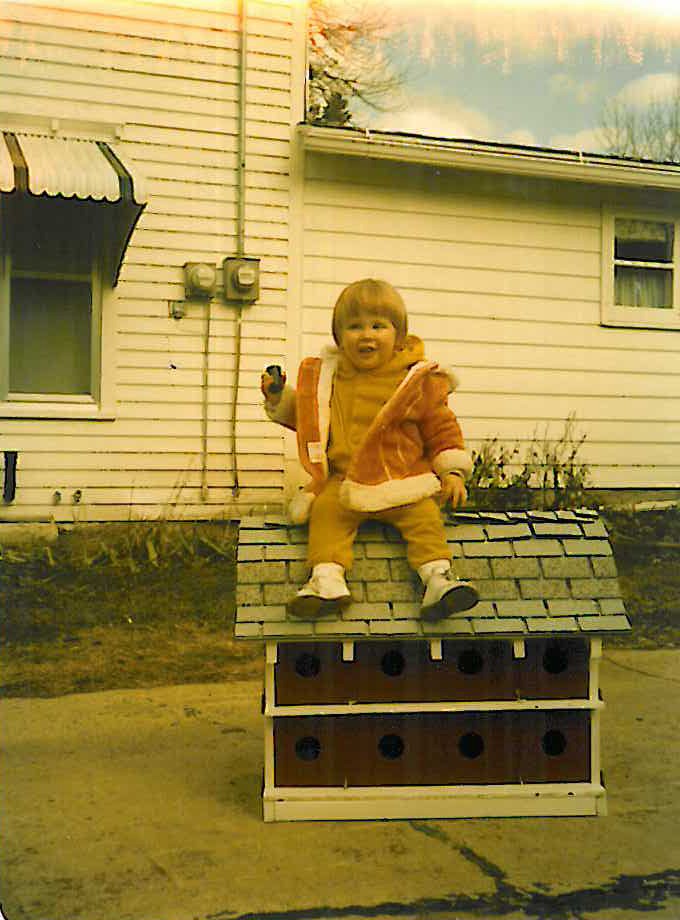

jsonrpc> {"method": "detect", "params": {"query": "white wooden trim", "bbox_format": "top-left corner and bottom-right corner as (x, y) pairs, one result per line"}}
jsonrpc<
(300, 124), (680, 191)
(0, 112), (124, 143)
(264, 698), (603, 717)
(0, 197), (10, 399)
(263, 715), (276, 822)
(597, 768), (608, 817)
(429, 639), (443, 661)
(281, 0), (307, 498)
(0, 402), (116, 420)
(264, 657), (276, 709)
(265, 641), (278, 665)
(263, 782), (607, 822)
(600, 205), (680, 331)
(267, 781), (606, 801)
(513, 639), (526, 659)
(589, 639), (602, 705)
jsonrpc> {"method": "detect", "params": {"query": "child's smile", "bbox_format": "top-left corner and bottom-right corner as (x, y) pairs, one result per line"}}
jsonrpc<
(339, 309), (398, 371)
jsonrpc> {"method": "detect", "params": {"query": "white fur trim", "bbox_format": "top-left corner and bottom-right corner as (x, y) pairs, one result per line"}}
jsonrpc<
(288, 488), (316, 524)
(339, 472), (441, 512)
(316, 347), (339, 480)
(265, 384), (296, 426)
(432, 448), (473, 480)
(367, 360), (436, 432)
(400, 359), (459, 393)
(432, 364), (460, 392)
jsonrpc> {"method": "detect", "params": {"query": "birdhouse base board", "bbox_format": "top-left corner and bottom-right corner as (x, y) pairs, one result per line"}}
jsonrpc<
(262, 782), (607, 822)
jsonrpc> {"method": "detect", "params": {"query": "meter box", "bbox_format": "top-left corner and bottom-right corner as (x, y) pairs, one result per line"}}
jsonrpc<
(183, 262), (217, 299)
(224, 256), (260, 303)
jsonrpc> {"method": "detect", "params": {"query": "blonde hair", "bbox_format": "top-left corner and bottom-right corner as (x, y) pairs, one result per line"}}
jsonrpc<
(331, 278), (408, 345)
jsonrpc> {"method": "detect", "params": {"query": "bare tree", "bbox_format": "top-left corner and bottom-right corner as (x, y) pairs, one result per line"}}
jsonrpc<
(599, 80), (680, 163)
(307, 0), (408, 126)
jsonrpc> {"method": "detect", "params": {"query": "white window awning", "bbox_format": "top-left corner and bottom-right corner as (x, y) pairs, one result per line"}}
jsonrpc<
(1, 131), (147, 285)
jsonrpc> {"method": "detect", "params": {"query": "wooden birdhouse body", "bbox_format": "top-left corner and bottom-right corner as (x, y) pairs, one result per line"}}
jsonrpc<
(235, 510), (630, 822)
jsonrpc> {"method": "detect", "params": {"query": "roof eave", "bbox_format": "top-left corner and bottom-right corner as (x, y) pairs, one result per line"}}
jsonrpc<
(299, 124), (680, 192)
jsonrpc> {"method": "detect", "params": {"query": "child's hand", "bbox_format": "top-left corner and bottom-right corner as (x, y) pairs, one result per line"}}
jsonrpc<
(260, 366), (286, 406)
(439, 472), (467, 509)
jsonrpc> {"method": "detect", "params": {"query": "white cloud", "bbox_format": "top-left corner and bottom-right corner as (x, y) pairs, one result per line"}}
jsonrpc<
(616, 72), (680, 108)
(368, 94), (495, 141)
(548, 126), (606, 153)
(549, 73), (597, 104)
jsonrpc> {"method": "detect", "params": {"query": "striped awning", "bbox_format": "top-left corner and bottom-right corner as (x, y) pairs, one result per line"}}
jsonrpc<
(1, 131), (147, 285)
(0, 131), (147, 203)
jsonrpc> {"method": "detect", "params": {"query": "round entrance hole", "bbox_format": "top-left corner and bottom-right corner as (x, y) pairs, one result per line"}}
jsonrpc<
(542, 730), (567, 757)
(295, 653), (321, 678)
(457, 648), (484, 675)
(378, 734), (405, 759)
(458, 732), (485, 759)
(381, 650), (406, 677)
(295, 736), (321, 761)
(542, 645), (569, 675)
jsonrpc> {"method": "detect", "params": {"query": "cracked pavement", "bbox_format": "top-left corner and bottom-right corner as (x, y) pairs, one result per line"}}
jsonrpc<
(0, 649), (678, 920)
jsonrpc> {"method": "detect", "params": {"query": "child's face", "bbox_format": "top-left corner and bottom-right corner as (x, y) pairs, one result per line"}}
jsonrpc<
(339, 308), (399, 371)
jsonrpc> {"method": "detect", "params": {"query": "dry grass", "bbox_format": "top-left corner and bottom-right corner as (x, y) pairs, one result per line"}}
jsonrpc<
(603, 509), (680, 650)
(0, 521), (261, 697)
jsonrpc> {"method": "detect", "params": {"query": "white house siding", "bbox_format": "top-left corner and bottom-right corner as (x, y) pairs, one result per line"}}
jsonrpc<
(301, 153), (680, 490)
(0, 0), (300, 522)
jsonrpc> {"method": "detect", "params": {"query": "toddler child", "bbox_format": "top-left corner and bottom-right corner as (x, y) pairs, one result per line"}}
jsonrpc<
(261, 278), (479, 621)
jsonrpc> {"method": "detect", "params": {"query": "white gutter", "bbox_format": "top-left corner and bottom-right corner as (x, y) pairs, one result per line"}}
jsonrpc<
(299, 124), (680, 192)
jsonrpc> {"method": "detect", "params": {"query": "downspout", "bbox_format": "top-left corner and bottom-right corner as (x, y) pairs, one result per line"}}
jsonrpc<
(229, 0), (248, 498)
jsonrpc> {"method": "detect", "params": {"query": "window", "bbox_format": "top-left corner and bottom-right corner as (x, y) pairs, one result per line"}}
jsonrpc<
(0, 127), (146, 419)
(0, 196), (114, 415)
(601, 209), (680, 330)
(6, 196), (100, 397)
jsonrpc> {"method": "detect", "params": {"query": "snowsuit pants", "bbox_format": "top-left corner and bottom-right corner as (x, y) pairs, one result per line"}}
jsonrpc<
(307, 476), (452, 572)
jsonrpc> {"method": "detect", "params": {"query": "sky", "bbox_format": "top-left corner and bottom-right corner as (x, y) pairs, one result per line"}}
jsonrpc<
(337, 0), (680, 156)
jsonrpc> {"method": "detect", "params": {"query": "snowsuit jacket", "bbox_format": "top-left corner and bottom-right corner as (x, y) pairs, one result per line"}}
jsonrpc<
(266, 339), (473, 523)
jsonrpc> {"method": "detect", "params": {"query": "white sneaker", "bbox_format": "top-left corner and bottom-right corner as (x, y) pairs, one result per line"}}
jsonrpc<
(418, 560), (479, 622)
(287, 563), (352, 620)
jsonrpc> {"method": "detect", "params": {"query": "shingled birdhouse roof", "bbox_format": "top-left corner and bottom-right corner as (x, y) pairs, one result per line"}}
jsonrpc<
(234, 509), (631, 642)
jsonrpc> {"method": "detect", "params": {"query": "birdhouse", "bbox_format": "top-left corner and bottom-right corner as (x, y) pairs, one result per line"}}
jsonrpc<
(234, 509), (630, 822)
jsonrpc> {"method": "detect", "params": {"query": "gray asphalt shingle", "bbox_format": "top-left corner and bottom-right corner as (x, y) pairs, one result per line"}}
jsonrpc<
(234, 510), (631, 640)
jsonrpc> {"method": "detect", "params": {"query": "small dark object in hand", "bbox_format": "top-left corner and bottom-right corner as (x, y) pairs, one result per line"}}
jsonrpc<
(265, 365), (284, 393)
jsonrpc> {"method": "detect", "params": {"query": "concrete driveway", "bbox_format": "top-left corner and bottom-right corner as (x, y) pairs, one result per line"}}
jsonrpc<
(0, 649), (678, 920)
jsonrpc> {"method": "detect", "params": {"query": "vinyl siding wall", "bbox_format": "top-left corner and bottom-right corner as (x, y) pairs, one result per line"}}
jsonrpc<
(301, 153), (680, 489)
(0, 0), (299, 521)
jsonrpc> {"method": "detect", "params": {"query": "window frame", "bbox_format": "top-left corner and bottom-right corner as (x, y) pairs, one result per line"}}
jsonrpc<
(0, 196), (116, 419)
(601, 206), (680, 331)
